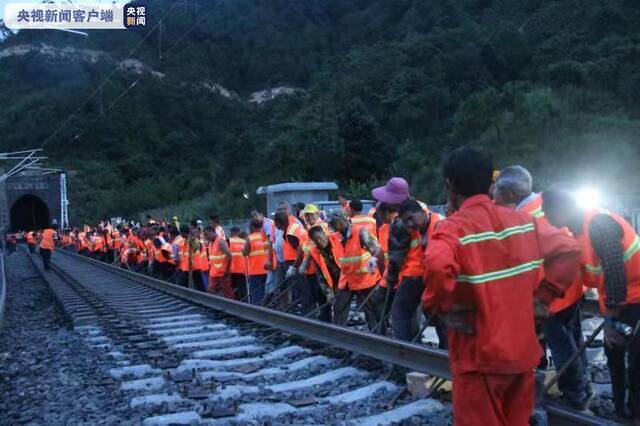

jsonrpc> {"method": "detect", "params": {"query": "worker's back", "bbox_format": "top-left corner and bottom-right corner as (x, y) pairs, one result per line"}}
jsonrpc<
(425, 195), (545, 375)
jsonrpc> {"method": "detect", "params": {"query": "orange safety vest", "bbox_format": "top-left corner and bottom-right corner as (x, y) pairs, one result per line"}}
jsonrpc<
(144, 239), (155, 262)
(283, 220), (307, 262)
(400, 209), (443, 279)
(113, 231), (122, 250)
(193, 239), (208, 271)
(309, 233), (343, 288)
(40, 229), (56, 250)
(351, 214), (378, 238)
(93, 235), (106, 253)
(178, 239), (191, 272)
(337, 227), (380, 291)
(247, 232), (268, 276)
(229, 237), (247, 274)
(579, 208), (640, 313)
(208, 236), (228, 278)
(155, 242), (175, 264)
(302, 220), (330, 275)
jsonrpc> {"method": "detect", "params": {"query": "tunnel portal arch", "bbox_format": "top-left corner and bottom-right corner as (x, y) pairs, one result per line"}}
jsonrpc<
(10, 194), (50, 231)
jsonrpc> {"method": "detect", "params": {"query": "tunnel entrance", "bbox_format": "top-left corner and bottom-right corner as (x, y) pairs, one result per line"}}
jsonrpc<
(10, 194), (50, 231)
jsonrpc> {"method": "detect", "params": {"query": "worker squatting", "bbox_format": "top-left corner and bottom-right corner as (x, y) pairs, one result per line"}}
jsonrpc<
(23, 147), (640, 425)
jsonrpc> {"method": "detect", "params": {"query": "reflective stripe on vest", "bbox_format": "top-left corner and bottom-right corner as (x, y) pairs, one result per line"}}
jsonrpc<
(459, 223), (535, 245)
(585, 235), (640, 274)
(457, 259), (543, 284)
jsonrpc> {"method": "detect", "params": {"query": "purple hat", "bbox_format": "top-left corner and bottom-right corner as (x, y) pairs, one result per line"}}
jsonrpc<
(372, 177), (410, 204)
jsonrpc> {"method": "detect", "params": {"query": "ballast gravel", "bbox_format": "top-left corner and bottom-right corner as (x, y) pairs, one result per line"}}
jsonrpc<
(0, 250), (140, 425)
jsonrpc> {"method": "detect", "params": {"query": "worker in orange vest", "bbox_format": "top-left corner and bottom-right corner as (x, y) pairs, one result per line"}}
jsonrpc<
(299, 204), (332, 316)
(494, 166), (591, 409)
(305, 224), (342, 322)
(26, 230), (36, 254)
(39, 223), (59, 271)
(152, 234), (175, 281)
(544, 188), (640, 421)
(250, 210), (277, 296)
(228, 227), (248, 300)
(274, 210), (308, 308)
(369, 202), (398, 334)
(205, 225), (233, 298)
(349, 199), (377, 235)
(372, 177), (445, 344)
(243, 220), (269, 304)
(422, 147), (581, 426)
(328, 209), (384, 331)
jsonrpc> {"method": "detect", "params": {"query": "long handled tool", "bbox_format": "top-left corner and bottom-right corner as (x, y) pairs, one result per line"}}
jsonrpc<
(542, 321), (605, 396)
(264, 275), (299, 309)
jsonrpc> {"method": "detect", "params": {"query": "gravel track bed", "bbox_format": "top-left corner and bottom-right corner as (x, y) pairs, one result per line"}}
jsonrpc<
(39, 250), (451, 425)
(0, 250), (141, 425)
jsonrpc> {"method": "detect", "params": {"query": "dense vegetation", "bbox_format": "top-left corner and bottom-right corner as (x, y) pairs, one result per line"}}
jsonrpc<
(1, 0), (640, 223)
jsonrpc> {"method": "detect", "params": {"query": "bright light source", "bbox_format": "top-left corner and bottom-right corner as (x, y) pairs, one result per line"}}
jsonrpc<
(243, 193), (249, 199)
(576, 187), (600, 208)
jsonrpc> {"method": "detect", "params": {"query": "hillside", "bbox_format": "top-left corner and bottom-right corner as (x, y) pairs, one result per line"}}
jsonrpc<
(1, 0), (640, 222)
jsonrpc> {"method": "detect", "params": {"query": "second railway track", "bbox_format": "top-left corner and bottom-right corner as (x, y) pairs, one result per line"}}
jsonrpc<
(25, 248), (612, 425)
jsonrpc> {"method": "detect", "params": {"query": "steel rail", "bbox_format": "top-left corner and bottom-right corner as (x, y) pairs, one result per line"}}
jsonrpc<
(55, 250), (614, 426)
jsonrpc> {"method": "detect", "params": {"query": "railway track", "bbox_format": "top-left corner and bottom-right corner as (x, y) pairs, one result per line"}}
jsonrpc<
(24, 248), (611, 425)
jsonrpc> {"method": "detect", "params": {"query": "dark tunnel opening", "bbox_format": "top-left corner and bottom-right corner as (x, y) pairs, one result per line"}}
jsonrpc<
(10, 194), (50, 231)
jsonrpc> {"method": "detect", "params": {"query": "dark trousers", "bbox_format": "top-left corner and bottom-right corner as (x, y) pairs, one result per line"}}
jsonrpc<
(371, 285), (395, 335)
(543, 302), (589, 403)
(157, 262), (175, 282)
(28, 243), (35, 254)
(301, 274), (331, 321)
(390, 277), (448, 347)
(605, 303), (640, 419)
(231, 273), (247, 301)
(40, 248), (51, 271)
(248, 274), (267, 305)
(180, 270), (207, 291)
(334, 285), (382, 332)
(391, 277), (424, 341)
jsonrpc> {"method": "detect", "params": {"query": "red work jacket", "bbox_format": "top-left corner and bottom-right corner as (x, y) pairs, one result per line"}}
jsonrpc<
(423, 195), (580, 375)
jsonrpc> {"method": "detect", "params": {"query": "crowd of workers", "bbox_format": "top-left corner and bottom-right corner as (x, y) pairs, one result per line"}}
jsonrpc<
(11, 146), (640, 425)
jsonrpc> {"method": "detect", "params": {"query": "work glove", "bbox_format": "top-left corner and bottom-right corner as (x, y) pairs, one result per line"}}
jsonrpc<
(285, 265), (297, 279)
(263, 260), (273, 271)
(604, 319), (629, 349)
(367, 256), (378, 274)
(533, 298), (549, 327)
(440, 304), (475, 335)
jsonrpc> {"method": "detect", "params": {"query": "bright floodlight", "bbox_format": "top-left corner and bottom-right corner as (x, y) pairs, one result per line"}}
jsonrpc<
(576, 187), (600, 208)
(243, 193), (249, 199)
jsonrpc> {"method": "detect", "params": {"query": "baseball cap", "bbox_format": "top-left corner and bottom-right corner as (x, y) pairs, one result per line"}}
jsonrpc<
(303, 204), (319, 214)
